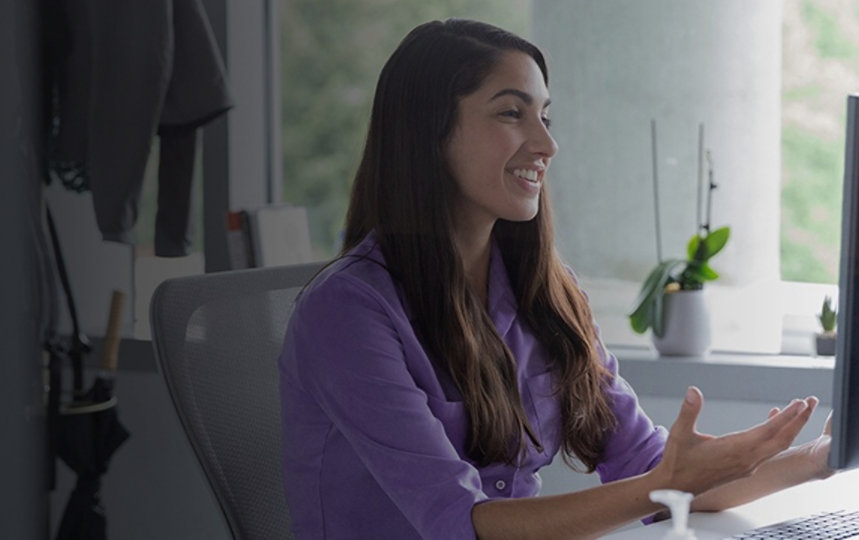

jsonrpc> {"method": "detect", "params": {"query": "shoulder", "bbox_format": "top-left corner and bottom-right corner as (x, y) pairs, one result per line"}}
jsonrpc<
(294, 234), (404, 321)
(560, 262), (581, 284)
(558, 261), (592, 304)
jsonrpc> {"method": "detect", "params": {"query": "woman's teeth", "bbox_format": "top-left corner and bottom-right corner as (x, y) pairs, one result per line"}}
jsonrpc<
(513, 169), (539, 182)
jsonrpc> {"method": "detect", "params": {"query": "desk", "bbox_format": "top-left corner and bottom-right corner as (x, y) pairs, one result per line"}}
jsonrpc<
(603, 467), (859, 539)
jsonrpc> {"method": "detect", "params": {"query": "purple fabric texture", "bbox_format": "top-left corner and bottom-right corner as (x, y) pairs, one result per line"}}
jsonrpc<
(279, 233), (667, 539)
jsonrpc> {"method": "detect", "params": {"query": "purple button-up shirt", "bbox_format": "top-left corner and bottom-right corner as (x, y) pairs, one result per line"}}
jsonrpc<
(279, 233), (667, 539)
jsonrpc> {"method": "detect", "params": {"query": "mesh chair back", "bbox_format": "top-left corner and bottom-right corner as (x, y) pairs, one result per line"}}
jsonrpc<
(150, 263), (323, 540)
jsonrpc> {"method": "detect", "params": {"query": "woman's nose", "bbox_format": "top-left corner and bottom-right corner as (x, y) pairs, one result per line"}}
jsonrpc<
(529, 120), (558, 158)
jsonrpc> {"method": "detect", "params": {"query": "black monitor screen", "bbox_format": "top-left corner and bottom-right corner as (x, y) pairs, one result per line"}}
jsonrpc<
(830, 93), (859, 470)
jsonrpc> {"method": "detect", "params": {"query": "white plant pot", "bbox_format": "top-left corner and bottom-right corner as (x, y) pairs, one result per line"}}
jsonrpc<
(651, 289), (711, 357)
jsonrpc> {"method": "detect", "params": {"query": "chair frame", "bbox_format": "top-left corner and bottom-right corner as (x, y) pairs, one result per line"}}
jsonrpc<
(150, 262), (322, 540)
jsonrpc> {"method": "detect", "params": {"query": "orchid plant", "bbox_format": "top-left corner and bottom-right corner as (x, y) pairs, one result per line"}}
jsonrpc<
(628, 144), (730, 338)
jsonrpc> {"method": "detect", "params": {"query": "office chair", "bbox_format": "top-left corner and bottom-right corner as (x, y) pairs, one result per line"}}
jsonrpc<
(150, 262), (323, 540)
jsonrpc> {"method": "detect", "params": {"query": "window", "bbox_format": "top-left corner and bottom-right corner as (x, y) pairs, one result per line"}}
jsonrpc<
(781, 0), (858, 284)
(779, 0), (858, 353)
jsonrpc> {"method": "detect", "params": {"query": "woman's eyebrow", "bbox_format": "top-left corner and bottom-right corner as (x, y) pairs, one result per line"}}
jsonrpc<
(488, 88), (552, 108)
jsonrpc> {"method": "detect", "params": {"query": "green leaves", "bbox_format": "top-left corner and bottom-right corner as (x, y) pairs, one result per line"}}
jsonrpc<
(688, 226), (730, 262)
(629, 259), (686, 337)
(628, 226), (731, 336)
(819, 295), (837, 333)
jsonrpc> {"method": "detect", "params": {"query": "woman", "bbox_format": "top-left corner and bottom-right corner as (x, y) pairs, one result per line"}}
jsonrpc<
(279, 19), (831, 539)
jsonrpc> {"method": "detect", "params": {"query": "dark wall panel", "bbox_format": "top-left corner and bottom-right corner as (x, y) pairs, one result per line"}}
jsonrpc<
(0, 0), (48, 538)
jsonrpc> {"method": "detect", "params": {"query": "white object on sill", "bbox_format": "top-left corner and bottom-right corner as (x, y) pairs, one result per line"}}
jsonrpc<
(651, 289), (710, 357)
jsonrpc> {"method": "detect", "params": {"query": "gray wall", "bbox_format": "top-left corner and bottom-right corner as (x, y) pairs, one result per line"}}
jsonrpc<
(1, 0), (48, 538)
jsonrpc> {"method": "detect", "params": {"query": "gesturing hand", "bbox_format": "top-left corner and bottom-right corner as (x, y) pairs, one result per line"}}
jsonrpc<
(767, 404), (834, 480)
(653, 386), (818, 495)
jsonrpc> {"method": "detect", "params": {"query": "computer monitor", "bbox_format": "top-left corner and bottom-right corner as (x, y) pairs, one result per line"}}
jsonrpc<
(830, 93), (859, 470)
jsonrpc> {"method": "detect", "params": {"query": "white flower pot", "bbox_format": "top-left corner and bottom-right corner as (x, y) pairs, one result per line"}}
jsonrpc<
(651, 289), (711, 357)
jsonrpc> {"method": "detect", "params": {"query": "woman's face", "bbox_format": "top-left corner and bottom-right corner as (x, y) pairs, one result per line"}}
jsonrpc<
(445, 51), (558, 234)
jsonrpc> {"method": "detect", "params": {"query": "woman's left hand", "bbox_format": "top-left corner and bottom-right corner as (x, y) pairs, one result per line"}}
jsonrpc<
(769, 406), (834, 480)
(807, 410), (835, 479)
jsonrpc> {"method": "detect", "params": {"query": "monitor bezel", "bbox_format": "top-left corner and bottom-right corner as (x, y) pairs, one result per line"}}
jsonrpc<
(830, 93), (859, 470)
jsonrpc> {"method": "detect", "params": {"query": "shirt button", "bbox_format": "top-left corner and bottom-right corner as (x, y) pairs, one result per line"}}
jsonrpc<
(494, 480), (507, 491)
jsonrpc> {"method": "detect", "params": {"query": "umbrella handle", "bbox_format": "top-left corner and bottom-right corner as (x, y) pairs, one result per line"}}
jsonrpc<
(100, 290), (125, 372)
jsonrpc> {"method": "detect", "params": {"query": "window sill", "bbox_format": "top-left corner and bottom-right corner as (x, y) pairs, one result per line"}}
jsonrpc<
(610, 344), (835, 405)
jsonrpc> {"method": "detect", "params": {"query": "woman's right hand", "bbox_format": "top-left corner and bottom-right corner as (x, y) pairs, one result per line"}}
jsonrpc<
(652, 386), (818, 495)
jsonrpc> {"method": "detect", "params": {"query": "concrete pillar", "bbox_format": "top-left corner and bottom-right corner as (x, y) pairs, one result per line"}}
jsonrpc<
(532, 0), (782, 351)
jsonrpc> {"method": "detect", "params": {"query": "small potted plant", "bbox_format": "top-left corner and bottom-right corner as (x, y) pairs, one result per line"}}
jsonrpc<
(628, 226), (730, 355)
(628, 134), (730, 356)
(815, 295), (837, 356)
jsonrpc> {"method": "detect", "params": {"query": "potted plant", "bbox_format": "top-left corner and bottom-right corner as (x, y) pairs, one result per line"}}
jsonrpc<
(628, 130), (730, 356)
(628, 226), (730, 355)
(815, 295), (837, 356)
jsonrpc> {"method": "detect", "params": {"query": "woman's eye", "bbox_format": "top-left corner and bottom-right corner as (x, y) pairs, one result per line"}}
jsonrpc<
(542, 116), (552, 128)
(500, 109), (522, 119)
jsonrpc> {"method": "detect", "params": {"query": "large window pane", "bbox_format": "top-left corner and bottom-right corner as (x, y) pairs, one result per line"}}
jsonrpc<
(781, 0), (859, 284)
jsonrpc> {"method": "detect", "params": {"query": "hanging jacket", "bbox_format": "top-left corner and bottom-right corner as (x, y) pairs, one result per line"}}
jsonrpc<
(50, 0), (233, 256)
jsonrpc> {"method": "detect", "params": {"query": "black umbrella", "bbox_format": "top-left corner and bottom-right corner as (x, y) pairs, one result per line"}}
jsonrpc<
(44, 204), (92, 493)
(55, 290), (130, 540)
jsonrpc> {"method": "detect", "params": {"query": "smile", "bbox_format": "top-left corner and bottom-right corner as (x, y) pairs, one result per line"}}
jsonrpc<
(512, 168), (540, 183)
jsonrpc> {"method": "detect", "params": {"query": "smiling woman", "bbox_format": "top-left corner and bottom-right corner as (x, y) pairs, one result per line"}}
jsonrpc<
(277, 18), (832, 540)
(445, 53), (558, 242)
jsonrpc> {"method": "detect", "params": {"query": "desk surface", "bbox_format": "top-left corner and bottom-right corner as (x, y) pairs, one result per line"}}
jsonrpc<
(603, 467), (859, 539)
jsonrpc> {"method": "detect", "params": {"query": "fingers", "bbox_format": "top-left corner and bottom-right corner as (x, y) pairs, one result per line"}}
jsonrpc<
(747, 396), (818, 457)
(784, 396), (819, 439)
(669, 386), (703, 438)
(761, 398), (811, 432)
(770, 398), (815, 440)
(768, 397), (816, 422)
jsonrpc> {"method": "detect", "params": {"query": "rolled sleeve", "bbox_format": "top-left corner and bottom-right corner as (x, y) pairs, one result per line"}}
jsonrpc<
(285, 271), (486, 539)
(596, 344), (668, 484)
(565, 265), (667, 484)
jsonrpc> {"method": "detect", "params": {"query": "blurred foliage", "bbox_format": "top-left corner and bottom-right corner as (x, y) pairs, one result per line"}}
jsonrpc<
(279, 0), (530, 255)
(781, 0), (859, 283)
(801, 0), (857, 60)
(783, 84), (821, 103)
(781, 125), (843, 283)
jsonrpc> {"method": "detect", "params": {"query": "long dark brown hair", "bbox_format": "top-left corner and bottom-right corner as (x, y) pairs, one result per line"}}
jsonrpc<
(342, 19), (615, 469)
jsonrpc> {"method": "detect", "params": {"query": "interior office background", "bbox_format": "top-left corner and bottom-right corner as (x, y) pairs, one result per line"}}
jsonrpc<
(3, 0), (851, 538)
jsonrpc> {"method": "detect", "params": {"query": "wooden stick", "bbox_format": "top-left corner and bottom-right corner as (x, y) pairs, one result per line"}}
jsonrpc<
(99, 290), (125, 372)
